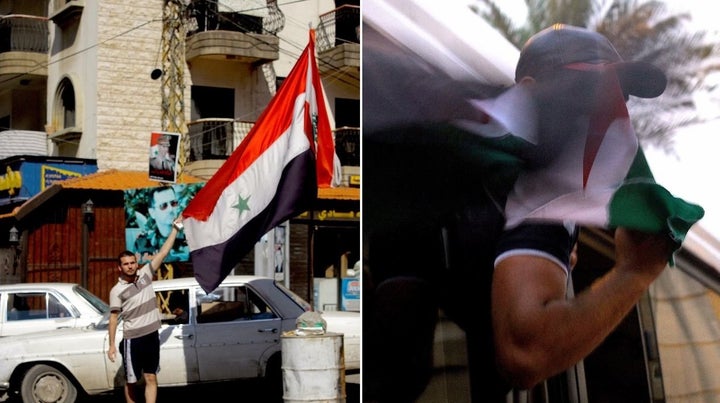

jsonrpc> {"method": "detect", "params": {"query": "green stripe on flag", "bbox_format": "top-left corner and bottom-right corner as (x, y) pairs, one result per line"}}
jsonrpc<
(609, 148), (704, 256)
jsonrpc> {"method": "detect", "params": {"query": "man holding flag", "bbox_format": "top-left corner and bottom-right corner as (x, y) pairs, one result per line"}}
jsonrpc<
(363, 21), (704, 402)
(182, 29), (338, 293)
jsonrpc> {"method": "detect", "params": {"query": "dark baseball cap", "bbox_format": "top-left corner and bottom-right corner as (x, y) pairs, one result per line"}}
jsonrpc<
(515, 24), (667, 98)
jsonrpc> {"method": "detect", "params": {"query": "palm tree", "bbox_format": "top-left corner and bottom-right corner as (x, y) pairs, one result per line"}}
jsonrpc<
(472, 0), (719, 152)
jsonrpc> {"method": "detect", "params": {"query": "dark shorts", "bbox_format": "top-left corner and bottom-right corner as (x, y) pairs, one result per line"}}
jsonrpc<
(119, 330), (160, 383)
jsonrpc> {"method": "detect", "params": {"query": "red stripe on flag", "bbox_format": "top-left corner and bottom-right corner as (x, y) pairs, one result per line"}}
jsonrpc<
(309, 30), (336, 188)
(583, 69), (629, 188)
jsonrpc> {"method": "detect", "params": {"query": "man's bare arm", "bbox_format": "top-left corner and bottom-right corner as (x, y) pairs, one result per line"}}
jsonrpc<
(491, 228), (672, 389)
(150, 218), (182, 272)
(107, 311), (119, 362)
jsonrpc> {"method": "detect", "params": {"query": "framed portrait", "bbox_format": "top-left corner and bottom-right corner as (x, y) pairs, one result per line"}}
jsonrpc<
(148, 131), (180, 183)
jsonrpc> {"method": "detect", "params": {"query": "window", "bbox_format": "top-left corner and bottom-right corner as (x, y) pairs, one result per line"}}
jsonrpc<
(189, 85), (235, 160)
(157, 290), (190, 325)
(6, 292), (71, 321)
(195, 285), (276, 324)
(60, 80), (76, 128)
(74, 285), (110, 314)
(50, 76), (81, 156)
(334, 98), (360, 166)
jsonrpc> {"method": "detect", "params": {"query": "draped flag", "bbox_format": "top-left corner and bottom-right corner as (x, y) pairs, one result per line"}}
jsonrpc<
(183, 29), (335, 292)
(363, 1), (704, 260)
(461, 80), (704, 248)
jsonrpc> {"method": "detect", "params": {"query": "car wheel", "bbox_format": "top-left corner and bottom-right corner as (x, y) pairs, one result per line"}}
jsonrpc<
(20, 364), (78, 403)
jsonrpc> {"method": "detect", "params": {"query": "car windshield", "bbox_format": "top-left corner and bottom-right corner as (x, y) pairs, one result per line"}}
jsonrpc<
(274, 282), (312, 311)
(74, 285), (110, 314)
(91, 311), (112, 329)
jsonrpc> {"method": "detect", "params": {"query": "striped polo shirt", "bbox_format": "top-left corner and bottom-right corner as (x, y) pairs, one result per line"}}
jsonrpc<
(109, 264), (161, 339)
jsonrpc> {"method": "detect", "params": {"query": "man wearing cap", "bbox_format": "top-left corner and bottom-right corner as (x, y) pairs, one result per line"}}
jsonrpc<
(487, 24), (673, 394)
(363, 23), (686, 402)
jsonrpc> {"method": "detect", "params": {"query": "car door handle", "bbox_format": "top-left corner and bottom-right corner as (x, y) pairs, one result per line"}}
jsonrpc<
(258, 328), (278, 333)
(175, 334), (194, 339)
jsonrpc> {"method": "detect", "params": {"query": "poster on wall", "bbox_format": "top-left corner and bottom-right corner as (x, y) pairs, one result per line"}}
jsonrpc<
(273, 224), (286, 282)
(124, 183), (204, 264)
(254, 225), (289, 281)
(148, 131), (180, 183)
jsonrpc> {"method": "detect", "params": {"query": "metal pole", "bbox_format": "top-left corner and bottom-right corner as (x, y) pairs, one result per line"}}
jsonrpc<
(284, 222), (290, 289)
(82, 219), (88, 289)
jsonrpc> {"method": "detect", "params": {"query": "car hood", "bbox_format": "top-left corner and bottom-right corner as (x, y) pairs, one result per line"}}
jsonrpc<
(321, 311), (361, 337)
(320, 311), (361, 370)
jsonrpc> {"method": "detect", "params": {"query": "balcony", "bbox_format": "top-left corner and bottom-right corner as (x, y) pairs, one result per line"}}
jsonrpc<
(185, 1), (280, 65)
(0, 15), (49, 90)
(0, 130), (48, 160)
(49, 0), (84, 26)
(184, 119), (359, 183)
(316, 5), (359, 83)
(184, 118), (253, 179)
(334, 127), (359, 168)
(187, 118), (253, 161)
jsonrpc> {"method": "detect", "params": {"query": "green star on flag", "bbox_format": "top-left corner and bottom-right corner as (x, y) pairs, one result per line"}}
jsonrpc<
(232, 194), (251, 215)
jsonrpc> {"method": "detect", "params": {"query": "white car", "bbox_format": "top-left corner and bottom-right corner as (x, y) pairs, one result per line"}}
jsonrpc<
(0, 283), (109, 337)
(0, 276), (360, 402)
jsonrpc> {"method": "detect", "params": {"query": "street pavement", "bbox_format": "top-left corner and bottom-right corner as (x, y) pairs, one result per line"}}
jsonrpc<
(74, 313), (463, 402)
(79, 376), (359, 402)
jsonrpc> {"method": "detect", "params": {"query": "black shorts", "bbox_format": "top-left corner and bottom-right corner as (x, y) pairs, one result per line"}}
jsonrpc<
(119, 330), (160, 383)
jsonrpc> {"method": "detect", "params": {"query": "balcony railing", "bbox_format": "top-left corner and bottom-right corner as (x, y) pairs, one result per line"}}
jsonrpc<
(187, 118), (254, 162)
(316, 5), (360, 53)
(0, 15), (49, 54)
(187, 0), (285, 35)
(49, 0), (83, 25)
(187, 119), (359, 168)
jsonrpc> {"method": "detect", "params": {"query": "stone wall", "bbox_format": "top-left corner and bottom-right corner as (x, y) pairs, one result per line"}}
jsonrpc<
(94, 0), (191, 172)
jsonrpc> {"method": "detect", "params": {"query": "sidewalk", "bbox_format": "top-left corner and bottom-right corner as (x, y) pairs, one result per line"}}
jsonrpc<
(416, 311), (471, 403)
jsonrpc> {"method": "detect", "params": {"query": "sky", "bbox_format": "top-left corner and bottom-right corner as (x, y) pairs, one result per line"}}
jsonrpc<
(492, 0), (720, 240)
(643, 2), (720, 240)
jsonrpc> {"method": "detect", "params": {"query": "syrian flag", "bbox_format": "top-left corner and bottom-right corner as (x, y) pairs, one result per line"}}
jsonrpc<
(183, 29), (336, 292)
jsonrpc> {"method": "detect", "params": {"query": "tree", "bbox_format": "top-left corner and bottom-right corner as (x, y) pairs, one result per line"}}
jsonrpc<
(472, 0), (720, 152)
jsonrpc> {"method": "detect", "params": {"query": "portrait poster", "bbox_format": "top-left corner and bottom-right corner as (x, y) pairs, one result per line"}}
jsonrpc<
(273, 224), (286, 282)
(124, 183), (204, 264)
(148, 131), (180, 183)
